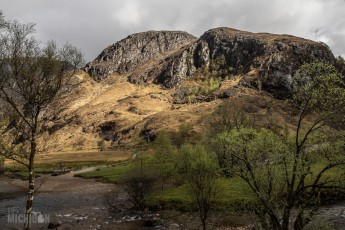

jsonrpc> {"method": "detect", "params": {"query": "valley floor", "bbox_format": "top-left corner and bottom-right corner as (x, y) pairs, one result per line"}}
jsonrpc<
(0, 168), (344, 230)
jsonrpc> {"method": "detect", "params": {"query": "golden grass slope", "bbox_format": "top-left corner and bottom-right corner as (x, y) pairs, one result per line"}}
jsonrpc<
(43, 70), (297, 153)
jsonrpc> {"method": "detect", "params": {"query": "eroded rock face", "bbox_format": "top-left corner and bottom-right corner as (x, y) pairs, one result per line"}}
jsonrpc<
(153, 43), (199, 87)
(201, 28), (335, 98)
(86, 27), (337, 98)
(162, 28), (336, 97)
(85, 31), (197, 81)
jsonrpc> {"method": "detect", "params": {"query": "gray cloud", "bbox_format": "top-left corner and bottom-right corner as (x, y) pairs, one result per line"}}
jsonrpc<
(1, 0), (344, 61)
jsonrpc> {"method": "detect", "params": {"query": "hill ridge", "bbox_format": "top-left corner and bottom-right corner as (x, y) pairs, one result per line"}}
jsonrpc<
(85, 27), (336, 98)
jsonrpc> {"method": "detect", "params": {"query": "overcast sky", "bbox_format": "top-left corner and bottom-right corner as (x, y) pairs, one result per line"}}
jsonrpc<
(1, 0), (345, 62)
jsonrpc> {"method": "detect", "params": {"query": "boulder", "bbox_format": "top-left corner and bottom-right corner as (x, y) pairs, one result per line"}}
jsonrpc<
(144, 217), (164, 228)
(48, 221), (62, 229)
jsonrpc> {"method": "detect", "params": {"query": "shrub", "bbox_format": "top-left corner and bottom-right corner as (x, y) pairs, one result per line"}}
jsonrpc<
(120, 156), (157, 211)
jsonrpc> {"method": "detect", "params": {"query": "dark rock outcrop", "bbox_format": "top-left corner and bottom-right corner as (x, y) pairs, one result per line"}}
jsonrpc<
(163, 28), (335, 98)
(85, 31), (196, 81)
(200, 28), (335, 98)
(86, 27), (337, 98)
(156, 28), (336, 98)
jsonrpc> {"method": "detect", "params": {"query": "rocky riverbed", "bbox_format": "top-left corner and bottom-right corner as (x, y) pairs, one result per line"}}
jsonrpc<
(0, 167), (146, 230)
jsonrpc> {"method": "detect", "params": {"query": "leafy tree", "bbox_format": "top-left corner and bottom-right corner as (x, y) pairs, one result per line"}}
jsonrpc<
(215, 128), (290, 228)
(175, 144), (220, 230)
(0, 19), (84, 229)
(214, 62), (345, 230)
(152, 131), (176, 189)
(209, 102), (256, 176)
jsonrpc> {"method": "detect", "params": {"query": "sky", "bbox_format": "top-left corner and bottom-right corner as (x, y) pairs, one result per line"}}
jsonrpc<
(1, 0), (345, 62)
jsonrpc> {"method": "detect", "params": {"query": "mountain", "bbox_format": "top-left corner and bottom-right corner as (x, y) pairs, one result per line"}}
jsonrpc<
(43, 28), (339, 151)
(85, 28), (336, 98)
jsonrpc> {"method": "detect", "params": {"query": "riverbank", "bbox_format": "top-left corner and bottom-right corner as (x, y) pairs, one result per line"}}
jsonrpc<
(0, 167), (119, 229)
(0, 168), (344, 229)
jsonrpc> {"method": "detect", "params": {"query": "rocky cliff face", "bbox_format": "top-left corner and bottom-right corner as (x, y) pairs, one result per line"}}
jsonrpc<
(195, 28), (336, 98)
(85, 27), (337, 98)
(85, 31), (196, 81)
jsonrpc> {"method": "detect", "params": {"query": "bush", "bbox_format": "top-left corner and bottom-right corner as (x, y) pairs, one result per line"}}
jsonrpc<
(173, 76), (220, 104)
(200, 77), (220, 95)
(120, 156), (157, 211)
(121, 170), (156, 211)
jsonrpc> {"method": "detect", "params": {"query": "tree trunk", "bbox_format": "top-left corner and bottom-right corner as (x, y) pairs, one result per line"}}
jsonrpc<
(201, 217), (206, 230)
(25, 137), (36, 230)
(294, 210), (311, 230)
(25, 168), (35, 230)
(281, 207), (291, 230)
(294, 213), (304, 230)
(263, 211), (281, 230)
(202, 218), (206, 230)
(200, 208), (207, 230)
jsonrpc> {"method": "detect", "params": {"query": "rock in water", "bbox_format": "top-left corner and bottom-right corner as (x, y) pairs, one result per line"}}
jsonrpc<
(48, 221), (62, 229)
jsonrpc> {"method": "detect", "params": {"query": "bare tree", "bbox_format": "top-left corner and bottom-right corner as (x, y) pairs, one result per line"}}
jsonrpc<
(121, 152), (156, 212)
(0, 19), (84, 229)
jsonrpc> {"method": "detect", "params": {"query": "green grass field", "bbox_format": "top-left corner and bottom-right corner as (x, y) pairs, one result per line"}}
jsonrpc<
(146, 178), (257, 211)
(76, 162), (258, 211)
(75, 163), (133, 183)
(4, 150), (132, 180)
(75, 160), (344, 211)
